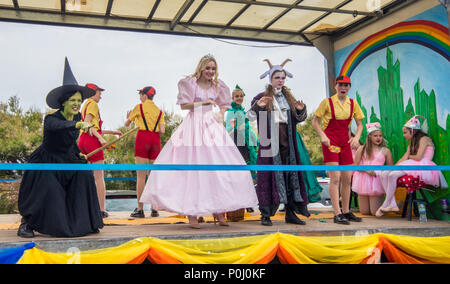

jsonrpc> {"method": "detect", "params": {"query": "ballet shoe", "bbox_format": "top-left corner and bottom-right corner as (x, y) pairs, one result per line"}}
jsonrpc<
(375, 208), (384, 217)
(188, 216), (201, 229)
(213, 213), (229, 226)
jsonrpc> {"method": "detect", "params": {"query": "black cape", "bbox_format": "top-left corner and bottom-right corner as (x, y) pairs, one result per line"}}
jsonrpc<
(249, 92), (310, 218)
(18, 111), (103, 237)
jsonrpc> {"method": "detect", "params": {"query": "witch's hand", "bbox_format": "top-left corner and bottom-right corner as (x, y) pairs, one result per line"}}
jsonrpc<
(76, 122), (93, 132)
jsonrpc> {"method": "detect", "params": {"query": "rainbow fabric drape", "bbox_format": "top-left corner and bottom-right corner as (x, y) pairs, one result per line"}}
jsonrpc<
(3, 233), (449, 264)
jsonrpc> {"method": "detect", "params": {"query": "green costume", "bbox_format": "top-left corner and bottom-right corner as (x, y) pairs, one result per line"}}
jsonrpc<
(295, 131), (323, 202)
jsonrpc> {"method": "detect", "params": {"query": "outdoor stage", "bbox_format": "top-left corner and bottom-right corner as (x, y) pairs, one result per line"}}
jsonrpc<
(1, 209), (449, 253)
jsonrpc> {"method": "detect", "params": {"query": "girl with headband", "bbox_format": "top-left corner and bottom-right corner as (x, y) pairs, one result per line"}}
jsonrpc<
(377, 115), (448, 217)
(352, 122), (393, 216)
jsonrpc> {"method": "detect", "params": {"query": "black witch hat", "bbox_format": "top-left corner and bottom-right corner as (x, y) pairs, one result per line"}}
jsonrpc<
(46, 57), (96, 109)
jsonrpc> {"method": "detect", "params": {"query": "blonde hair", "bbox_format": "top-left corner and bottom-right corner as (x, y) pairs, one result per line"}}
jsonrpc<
(191, 55), (219, 88)
(362, 130), (386, 160)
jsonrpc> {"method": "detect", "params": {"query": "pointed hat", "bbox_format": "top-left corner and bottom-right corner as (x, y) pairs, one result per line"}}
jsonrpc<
(46, 57), (95, 109)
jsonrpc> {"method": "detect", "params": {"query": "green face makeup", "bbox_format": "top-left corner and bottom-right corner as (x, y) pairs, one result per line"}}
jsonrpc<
(61, 92), (82, 120)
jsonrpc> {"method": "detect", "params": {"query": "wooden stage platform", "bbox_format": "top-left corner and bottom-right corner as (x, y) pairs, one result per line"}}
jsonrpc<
(1, 209), (449, 252)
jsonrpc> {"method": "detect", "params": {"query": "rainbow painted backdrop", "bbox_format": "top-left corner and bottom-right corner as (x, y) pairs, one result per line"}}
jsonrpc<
(339, 20), (450, 77)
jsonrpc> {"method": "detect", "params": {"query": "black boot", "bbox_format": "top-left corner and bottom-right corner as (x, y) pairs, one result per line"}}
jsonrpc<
(285, 207), (306, 225)
(151, 209), (159, 217)
(17, 220), (34, 238)
(261, 216), (273, 226)
(130, 208), (145, 218)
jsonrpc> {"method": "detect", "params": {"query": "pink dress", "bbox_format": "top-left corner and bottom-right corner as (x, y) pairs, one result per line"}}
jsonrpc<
(352, 148), (386, 196)
(140, 77), (258, 216)
(397, 146), (448, 188)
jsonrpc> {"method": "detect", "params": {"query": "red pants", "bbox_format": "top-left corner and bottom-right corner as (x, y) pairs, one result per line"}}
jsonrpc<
(321, 98), (354, 165)
(135, 130), (161, 160)
(78, 131), (104, 163)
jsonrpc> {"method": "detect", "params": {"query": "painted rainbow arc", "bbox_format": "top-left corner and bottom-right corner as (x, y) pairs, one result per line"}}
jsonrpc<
(339, 20), (450, 77)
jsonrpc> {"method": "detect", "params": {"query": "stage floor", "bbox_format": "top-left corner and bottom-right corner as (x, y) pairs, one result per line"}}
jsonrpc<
(1, 209), (449, 252)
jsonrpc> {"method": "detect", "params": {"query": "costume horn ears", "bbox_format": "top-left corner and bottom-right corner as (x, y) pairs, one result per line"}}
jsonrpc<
(263, 59), (273, 69)
(260, 58), (293, 81)
(280, 59), (292, 67)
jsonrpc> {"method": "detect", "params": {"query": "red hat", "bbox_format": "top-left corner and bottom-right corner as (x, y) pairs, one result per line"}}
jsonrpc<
(138, 86), (156, 97)
(335, 75), (351, 84)
(85, 83), (105, 91)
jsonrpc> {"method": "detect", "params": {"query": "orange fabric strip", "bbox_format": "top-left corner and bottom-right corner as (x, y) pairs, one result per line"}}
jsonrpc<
(379, 237), (436, 264)
(147, 248), (182, 264)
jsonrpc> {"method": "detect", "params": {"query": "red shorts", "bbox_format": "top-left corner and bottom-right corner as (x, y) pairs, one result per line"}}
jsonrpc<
(78, 131), (104, 163)
(135, 130), (161, 160)
(322, 142), (353, 165)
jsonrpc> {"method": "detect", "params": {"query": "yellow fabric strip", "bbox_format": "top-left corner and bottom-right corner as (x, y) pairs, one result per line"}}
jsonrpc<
(16, 233), (450, 264)
(381, 233), (450, 264)
(17, 237), (150, 264)
(278, 233), (380, 264)
(148, 233), (278, 264)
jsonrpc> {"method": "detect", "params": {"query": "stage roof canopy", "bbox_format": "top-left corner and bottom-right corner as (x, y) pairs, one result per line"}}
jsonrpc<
(0, 0), (411, 45)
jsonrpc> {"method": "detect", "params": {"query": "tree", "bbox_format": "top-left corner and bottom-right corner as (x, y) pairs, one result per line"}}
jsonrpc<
(297, 114), (323, 165)
(0, 96), (43, 165)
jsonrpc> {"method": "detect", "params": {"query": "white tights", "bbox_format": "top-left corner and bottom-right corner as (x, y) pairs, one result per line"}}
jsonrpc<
(379, 170), (406, 209)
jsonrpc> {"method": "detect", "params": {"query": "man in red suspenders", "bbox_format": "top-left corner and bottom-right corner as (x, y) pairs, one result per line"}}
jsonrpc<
(312, 76), (364, 225)
(78, 83), (122, 218)
(125, 86), (165, 218)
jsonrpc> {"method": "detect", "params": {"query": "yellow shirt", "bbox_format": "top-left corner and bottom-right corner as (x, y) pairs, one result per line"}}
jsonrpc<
(314, 94), (365, 130)
(81, 98), (101, 132)
(129, 100), (165, 132)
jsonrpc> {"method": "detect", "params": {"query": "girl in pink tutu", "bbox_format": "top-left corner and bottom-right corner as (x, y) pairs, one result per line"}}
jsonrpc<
(139, 54), (258, 228)
(352, 123), (393, 215)
(377, 115), (448, 217)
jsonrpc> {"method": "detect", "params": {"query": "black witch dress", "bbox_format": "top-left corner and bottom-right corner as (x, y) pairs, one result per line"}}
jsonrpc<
(18, 111), (104, 237)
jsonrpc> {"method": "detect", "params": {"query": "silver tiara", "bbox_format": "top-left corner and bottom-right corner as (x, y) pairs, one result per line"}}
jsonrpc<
(201, 54), (215, 61)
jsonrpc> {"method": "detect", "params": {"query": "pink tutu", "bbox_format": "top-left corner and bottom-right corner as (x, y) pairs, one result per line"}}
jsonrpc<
(140, 77), (258, 216)
(397, 147), (448, 188)
(352, 148), (386, 196)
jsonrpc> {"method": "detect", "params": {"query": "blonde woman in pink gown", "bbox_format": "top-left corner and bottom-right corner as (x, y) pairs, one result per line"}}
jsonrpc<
(140, 55), (258, 228)
(377, 115), (448, 217)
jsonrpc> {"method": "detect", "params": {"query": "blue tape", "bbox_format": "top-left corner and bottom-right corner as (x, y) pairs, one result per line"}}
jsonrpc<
(0, 163), (449, 171)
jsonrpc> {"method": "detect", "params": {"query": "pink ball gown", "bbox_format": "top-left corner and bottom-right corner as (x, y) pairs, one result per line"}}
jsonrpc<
(352, 148), (387, 196)
(140, 77), (258, 216)
(397, 146), (448, 188)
